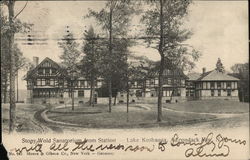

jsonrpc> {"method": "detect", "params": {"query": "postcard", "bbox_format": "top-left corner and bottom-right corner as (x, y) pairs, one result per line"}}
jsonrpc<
(1, 0), (249, 159)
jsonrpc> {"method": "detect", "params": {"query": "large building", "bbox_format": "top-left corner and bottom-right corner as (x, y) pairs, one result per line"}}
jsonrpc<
(25, 57), (240, 104)
(117, 68), (188, 103)
(186, 68), (240, 101)
(25, 57), (103, 104)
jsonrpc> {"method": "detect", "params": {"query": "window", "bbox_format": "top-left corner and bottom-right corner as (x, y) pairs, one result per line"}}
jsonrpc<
(181, 80), (185, 85)
(217, 82), (221, 88)
(203, 82), (206, 89)
(226, 82), (231, 88)
(155, 79), (159, 85)
(38, 69), (43, 75)
(211, 82), (215, 89)
(173, 89), (181, 96)
(50, 79), (55, 86)
(227, 90), (231, 96)
(211, 90), (214, 96)
(51, 68), (56, 74)
(167, 78), (171, 85)
(218, 90), (221, 96)
(64, 81), (68, 87)
(150, 79), (154, 85)
(45, 79), (50, 85)
(79, 81), (84, 88)
(78, 90), (84, 97)
(41, 79), (46, 86)
(37, 79), (41, 86)
(45, 68), (50, 75)
(137, 81), (143, 88)
(190, 90), (194, 97)
(136, 90), (142, 97)
(58, 80), (63, 86)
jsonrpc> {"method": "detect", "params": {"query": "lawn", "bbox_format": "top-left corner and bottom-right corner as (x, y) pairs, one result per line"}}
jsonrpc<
(47, 104), (216, 128)
(163, 100), (249, 113)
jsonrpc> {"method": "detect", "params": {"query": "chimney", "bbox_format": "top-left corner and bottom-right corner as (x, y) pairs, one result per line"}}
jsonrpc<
(33, 57), (39, 67)
(202, 67), (206, 74)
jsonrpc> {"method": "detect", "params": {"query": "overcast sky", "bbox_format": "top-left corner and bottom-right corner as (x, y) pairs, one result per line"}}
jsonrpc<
(5, 0), (248, 89)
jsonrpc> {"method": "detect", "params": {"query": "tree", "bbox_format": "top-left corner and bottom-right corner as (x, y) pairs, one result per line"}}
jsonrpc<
(230, 63), (249, 102)
(216, 58), (225, 73)
(87, 0), (135, 112)
(58, 32), (81, 70)
(141, 0), (199, 122)
(1, 39), (30, 103)
(14, 44), (31, 102)
(58, 32), (81, 110)
(3, 0), (16, 133)
(81, 26), (101, 107)
(1, 0), (32, 132)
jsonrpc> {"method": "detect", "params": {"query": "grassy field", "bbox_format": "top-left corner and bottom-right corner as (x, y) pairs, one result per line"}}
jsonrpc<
(163, 100), (249, 113)
(47, 104), (216, 128)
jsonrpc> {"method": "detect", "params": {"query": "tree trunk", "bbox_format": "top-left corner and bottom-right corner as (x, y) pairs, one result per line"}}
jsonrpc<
(3, 74), (8, 103)
(157, 0), (164, 122)
(170, 69), (175, 102)
(89, 78), (94, 106)
(72, 89), (74, 111)
(16, 70), (18, 102)
(126, 79), (129, 122)
(8, 0), (16, 133)
(92, 86), (95, 107)
(108, 79), (112, 112)
(71, 80), (74, 110)
(113, 93), (117, 106)
(108, 5), (113, 113)
(157, 56), (164, 122)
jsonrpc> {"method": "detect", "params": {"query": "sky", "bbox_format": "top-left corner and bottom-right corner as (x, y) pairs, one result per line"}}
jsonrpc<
(2, 0), (248, 89)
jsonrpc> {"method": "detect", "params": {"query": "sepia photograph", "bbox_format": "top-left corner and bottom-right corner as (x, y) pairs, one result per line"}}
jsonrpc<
(1, 0), (249, 159)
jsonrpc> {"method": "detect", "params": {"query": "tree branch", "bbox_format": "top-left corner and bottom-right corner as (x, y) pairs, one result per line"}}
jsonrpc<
(14, 0), (28, 19)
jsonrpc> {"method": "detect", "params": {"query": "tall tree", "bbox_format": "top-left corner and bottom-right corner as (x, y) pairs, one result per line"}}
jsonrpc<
(141, 0), (199, 121)
(81, 26), (101, 106)
(58, 32), (81, 110)
(1, 2), (31, 106)
(87, 0), (135, 112)
(1, 0), (17, 133)
(216, 58), (225, 73)
(58, 32), (81, 70)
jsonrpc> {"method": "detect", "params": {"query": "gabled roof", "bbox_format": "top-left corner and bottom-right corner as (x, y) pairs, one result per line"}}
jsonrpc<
(187, 72), (202, 81)
(197, 70), (239, 81)
(25, 57), (68, 79)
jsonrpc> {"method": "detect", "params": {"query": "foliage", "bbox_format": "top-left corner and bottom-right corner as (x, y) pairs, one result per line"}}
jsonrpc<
(81, 26), (101, 79)
(86, 0), (136, 109)
(1, 8), (32, 103)
(58, 33), (81, 72)
(140, 0), (198, 121)
(215, 58), (225, 73)
(230, 63), (249, 102)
